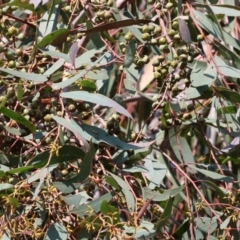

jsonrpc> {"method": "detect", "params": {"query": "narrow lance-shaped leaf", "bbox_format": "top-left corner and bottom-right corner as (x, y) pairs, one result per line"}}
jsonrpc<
(179, 19), (191, 44)
(124, 39), (136, 68)
(45, 222), (67, 240)
(63, 142), (95, 183)
(61, 91), (132, 118)
(28, 145), (86, 167)
(79, 19), (152, 34)
(0, 107), (36, 133)
(0, 68), (48, 82)
(37, 29), (71, 47)
(70, 193), (112, 217)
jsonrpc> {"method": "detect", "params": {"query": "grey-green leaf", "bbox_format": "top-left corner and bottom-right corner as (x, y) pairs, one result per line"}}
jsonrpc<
(45, 222), (67, 240)
(123, 39), (136, 68)
(61, 91), (132, 118)
(70, 193), (112, 217)
(0, 68), (48, 82)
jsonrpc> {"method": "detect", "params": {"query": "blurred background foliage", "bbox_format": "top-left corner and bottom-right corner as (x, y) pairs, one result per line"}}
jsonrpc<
(0, 0), (240, 239)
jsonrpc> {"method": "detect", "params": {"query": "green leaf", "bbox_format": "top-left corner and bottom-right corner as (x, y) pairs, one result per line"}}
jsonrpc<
(105, 176), (121, 190)
(143, 186), (184, 201)
(37, 29), (71, 48)
(6, 166), (34, 174)
(7, 0), (35, 11)
(0, 152), (19, 167)
(0, 68), (48, 82)
(70, 192), (112, 217)
(46, 0), (60, 31)
(80, 19), (152, 34)
(108, 172), (135, 212)
(173, 219), (190, 238)
(45, 222), (67, 240)
(51, 116), (90, 151)
(17, 84), (24, 101)
(120, 147), (152, 164)
(216, 86), (240, 103)
(0, 107), (36, 133)
(86, 20), (103, 48)
(8, 197), (21, 207)
(63, 142), (95, 183)
(100, 200), (118, 214)
(28, 145), (86, 167)
(52, 71), (86, 90)
(156, 198), (173, 230)
(78, 79), (97, 92)
(123, 39), (136, 68)
(61, 91), (132, 118)
(189, 165), (234, 182)
(217, 105), (237, 115)
(179, 19), (191, 44)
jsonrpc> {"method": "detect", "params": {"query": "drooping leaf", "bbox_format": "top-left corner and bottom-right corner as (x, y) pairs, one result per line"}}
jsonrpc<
(217, 105), (237, 115)
(74, 123), (147, 150)
(210, 4), (240, 16)
(6, 166), (34, 174)
(172, 219), (190, 239)
(123, 39), (136, 68)
(194, 217), (218, 239)
(0, 183), (14, 191)
(7, 0), (35, 11)
(179, 19), (191, 44)
(52, 116), (90, 152)
(108, 172), (135, 211)
(70, 192), (112, 217)
(0, 107), (36, 133)
(52, 71), (86, 90)
(143, 186), (184, 201)
(45, 222), (68, 240)
(28, 145), (85, 167)
(216, 86), (240, 103)
(86, 20), (103, 48)
(17, 84), (24, 101)
(169, 128), (196, 168)
(63, 191), (90, 208)
(145, 157), (167, 189)
(37, 29), (71, 47)
(100, 200), (118, 215)
(0, 68), (48, 82)
(61, 91), (132, 118)
(189, 165), (234, 182)
(52, 182), (82, 194)
(43, 58), (65, 77)
(79, 19), (152, 34)
(156, 198), (173, 230)
(63, 142), (95, 183)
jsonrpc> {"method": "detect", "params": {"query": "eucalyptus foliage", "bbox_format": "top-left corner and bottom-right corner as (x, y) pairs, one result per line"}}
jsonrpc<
(0, 0), (240, 239)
